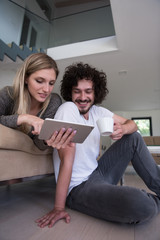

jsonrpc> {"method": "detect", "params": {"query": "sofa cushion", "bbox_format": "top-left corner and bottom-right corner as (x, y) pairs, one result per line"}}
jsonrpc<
(143, 136), (154, 146)
(0, 124), (52, 155)
(143, 136), (160, 146)
(153, 137), (160, 146)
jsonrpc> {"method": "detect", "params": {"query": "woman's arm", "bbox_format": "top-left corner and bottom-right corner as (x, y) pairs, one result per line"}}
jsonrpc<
(30, 93), (62, 150)
(18, 114), (77, 150)
(0, 86), (19, 128)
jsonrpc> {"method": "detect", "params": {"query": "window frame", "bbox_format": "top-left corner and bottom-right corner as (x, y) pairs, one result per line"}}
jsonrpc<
(131, 117), (153, 136)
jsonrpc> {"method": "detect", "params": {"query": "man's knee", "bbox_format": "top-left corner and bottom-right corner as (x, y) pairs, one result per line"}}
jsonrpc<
(123, 189), (158, 224)
(127, 131), (141, 140)
(124, 131), (144, 147)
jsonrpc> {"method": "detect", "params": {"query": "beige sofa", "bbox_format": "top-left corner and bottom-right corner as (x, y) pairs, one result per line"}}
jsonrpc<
(0, 124), (53, 182)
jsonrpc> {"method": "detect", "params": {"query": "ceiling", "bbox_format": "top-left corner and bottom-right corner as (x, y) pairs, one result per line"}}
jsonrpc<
(50, 0), (109, 19)
(54, 0), (103, 8)
(1, 0), (160, 113)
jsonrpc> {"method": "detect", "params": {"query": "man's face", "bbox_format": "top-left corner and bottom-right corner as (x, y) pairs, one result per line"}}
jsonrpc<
(72, 79), (95, 119)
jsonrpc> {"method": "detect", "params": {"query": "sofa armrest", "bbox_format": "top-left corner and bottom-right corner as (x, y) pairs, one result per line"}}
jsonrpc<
(0, 124), (52, 155)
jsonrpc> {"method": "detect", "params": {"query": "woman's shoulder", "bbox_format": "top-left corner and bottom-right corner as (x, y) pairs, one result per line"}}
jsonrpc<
(50, 92), (61, 99)
(0, 86), (13, 98)
(0, 85), (12, 91)
(49, 92), (62, 105)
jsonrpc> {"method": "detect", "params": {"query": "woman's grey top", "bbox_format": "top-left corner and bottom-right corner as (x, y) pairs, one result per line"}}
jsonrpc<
(0, 86), (62, 150)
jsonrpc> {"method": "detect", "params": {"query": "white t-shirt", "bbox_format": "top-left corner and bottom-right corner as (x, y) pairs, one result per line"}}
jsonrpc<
(53, 102), (113, 193)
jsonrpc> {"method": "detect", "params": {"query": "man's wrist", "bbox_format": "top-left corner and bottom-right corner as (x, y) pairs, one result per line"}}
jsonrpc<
(54, 205), (65, 211)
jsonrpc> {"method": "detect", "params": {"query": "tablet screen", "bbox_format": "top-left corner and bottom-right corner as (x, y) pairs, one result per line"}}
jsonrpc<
(39, 118), (94, 143)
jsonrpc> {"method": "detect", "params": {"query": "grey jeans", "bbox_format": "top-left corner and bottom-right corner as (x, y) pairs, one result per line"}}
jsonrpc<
(66, 132), (160, 224)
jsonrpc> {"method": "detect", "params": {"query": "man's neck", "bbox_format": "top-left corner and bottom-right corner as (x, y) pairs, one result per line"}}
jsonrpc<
(83, 113), (89, 120)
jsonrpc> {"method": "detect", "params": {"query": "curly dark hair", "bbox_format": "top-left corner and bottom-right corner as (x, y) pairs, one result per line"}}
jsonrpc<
(60, 62), (109, 105)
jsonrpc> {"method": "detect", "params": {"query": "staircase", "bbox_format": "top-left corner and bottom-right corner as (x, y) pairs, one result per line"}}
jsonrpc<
(0, 39), (45, 62)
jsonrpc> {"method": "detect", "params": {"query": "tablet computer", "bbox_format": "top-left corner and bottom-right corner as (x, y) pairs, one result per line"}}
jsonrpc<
(38, 118), (94, 143)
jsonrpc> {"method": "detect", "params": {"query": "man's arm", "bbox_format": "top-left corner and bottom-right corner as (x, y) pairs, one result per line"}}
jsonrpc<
(54, 144), (75, 209)
(36, 143), (76, 228)
(111, 114), (138, 140)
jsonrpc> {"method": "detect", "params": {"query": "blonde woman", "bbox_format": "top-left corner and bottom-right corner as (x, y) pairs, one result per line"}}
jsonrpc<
(0, 53), (76, 150)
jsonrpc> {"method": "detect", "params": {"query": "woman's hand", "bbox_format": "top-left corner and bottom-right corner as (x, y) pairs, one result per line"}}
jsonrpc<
(35, 208), (71, 228)
(17, 114), (44, 135)
(18, 114), (77, 149)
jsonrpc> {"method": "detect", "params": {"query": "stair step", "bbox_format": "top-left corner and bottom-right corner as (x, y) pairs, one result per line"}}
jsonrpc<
(0, 39), (45, 62)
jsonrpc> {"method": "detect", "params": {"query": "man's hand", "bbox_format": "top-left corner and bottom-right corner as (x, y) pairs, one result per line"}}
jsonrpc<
(35, 208), (71, 228)
(111, 114), (138, 140)
(46, 128), (77, 149)
(110, 119), (124, 140)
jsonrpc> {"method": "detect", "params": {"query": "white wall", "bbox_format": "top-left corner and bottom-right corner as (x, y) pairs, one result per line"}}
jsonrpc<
(0, 69), (17, 88)
(114, 110), (160, 136)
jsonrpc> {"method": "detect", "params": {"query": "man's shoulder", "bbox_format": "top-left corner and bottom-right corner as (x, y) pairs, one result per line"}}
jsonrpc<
(58, 102), (78, 111)
(91, 105), (106, 112)
(91, 105), (113, 117)
(55, 102), (80, 121)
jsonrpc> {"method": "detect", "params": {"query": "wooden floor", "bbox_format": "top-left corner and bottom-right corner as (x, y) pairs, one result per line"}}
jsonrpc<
(0, 172), (160, 240)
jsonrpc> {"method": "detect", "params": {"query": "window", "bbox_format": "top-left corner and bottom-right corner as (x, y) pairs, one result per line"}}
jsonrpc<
(132, 117), (152, 136)
(29, 26), (37, 47)
(20, 14), (38, 48)
(20, 15), (30, 45)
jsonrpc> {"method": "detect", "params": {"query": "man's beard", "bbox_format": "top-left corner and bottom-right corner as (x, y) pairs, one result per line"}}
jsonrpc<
(78, 104), (92, 115)
(75, 100), (93, 115)
(79, 109), (90, 115)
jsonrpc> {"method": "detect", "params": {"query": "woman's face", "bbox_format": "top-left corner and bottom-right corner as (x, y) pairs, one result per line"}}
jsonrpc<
(25, 68), (56, 104)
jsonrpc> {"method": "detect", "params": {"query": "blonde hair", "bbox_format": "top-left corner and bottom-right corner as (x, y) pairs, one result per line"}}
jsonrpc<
(12, 53), (59, 133)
